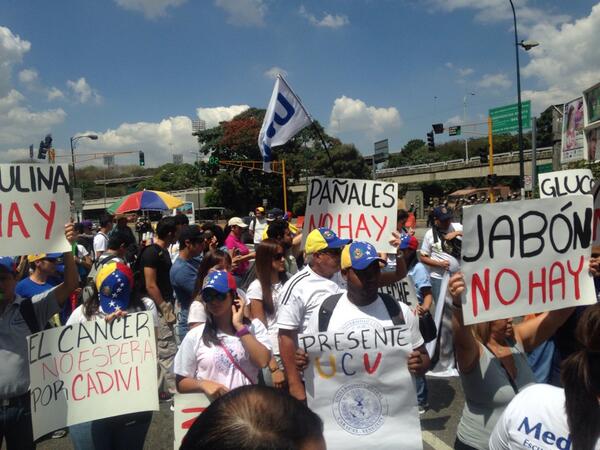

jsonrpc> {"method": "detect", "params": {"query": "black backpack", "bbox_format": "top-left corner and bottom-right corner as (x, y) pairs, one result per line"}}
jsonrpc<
(317, 292), (405, 332)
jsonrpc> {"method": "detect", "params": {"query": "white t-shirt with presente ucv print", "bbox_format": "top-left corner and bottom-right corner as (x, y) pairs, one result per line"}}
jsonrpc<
(174, 318), (272, 390)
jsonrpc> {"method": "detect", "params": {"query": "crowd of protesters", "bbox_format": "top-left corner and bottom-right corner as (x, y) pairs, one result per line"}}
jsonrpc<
(1, 200), (599, 450)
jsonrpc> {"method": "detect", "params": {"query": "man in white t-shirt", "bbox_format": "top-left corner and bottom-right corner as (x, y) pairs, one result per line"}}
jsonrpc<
(277, 227), (351, 401)
(278, 228), (410, 401)
(300, 241), (429, 401)
(419, 206), (462, 302)
(93, 215), (113, 260)
(248, 207), (268, 245)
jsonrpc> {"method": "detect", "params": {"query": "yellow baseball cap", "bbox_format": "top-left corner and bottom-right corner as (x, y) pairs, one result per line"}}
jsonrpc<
(305, 228), (351, 255)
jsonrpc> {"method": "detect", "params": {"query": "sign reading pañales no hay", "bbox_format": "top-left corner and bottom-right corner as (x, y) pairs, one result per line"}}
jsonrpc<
(302, 178), (398, 252)
(460, 196), (596, 325)
(299, 326), (422, 450)
(27, 312), (159, 439)
(538, 168), (593, 199)
(0, 164), (71, 256)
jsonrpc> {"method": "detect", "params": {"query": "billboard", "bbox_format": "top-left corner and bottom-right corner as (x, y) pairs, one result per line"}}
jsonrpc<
(561, 97), (585, 163)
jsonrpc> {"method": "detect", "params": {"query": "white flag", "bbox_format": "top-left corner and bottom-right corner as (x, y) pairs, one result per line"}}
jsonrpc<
(258, 75), (311, 172)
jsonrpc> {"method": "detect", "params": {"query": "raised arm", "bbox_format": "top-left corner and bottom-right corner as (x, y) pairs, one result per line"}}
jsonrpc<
(449, 272), (481, 373)
(514, 308), (575, 353)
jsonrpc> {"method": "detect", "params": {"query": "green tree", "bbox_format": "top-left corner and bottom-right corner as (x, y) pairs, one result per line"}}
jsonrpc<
(137, 163), (200, 191)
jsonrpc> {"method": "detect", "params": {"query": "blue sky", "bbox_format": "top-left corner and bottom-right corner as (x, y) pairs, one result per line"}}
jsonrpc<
(0, 0), (598, 166)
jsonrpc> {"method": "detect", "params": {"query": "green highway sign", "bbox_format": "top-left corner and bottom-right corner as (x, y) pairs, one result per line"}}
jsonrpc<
(489, 100), (531, 134)
(448, 126), (461, 136)
(536, 163), (554, 174)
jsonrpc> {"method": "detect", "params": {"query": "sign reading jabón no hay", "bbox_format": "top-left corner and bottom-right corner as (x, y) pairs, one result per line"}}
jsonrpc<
(0, 164), (71, 256)
(302, 178), (398, 252)
(299, 326), (422, 450)
(27, 312), (159, 439)
(460, 196), (596, 325)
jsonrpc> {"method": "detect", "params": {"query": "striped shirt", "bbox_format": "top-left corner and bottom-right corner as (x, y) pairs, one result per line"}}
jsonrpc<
(276, 265), (346, 334)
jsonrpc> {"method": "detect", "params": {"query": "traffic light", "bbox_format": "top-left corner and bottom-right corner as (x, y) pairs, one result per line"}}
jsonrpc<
(479, 148), (488, 164)
(139, 151), (145, 166)
(427, 132), (435, 151)
(432, 123), (444, 134)
(207, 156), (219, 175)
(37, 140), (47, 159)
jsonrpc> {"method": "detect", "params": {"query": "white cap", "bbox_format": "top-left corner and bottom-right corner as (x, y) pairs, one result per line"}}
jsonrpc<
(227, 217), (248, 228)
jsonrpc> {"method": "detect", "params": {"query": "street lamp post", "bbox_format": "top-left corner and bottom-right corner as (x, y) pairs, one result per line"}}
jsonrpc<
(70, 134), (98, 189)
(463, 92), (476, 162)
(509, 0), (539, 198)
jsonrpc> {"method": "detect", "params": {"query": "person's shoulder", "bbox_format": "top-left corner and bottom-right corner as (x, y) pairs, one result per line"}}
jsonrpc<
(67, 305), (86, 325)
(518, 383), (563, 401)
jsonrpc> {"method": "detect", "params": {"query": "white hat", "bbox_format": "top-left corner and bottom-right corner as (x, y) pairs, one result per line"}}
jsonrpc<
(227, 217), (248, 228)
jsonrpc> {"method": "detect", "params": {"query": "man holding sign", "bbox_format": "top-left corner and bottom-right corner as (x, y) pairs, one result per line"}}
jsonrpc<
(0, 223), (78, 450)
(298, 241), (428, 449)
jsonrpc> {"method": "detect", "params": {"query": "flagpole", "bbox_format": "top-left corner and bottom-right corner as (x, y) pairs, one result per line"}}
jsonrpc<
(278, 75), (335, 169)
(281, 159), (288, 212)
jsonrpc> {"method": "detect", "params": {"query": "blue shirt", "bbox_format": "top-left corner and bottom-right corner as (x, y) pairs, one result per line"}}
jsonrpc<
(15, 277), (60, 298)
(170, 256), (201, 308)
(407, 262), (432, 305)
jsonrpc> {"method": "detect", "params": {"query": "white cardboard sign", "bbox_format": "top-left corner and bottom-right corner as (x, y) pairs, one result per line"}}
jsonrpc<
(173, 393), (210, 449)
(299, 326), (423, 450)
(378, 277), (418, 307)
(460, 196), (596, 325)
(538, 169), (593, 198)
(0, 164), (71, 256)
(27, 312), (159, 439)
(302, 178), (398, 252)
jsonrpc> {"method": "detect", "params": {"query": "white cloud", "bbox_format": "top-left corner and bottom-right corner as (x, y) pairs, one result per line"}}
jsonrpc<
(79, 116), (197, 166)
(446, 115), (463, 126)
(520, 3), (600, 111)
(264, 66), (288, 80)
(18, 68), (38, 85)
(328, 96), (402, 136)
(458, 67), (474, 77)
(66, 77), (102, 104)
(299, 5), (349, 28)
(196, 105), (250, 128)
(477, 73), (511, 90)
(0, 89), (66, 158)
(215, 0), (266, 27)
(426, 0), (570, 30)
(0, 26), (31, 96)
(113, 0), (187, 19)
(47, 87), (65, 101)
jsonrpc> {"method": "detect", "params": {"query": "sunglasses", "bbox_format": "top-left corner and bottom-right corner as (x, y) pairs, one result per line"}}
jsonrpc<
(273, 252), (286, 260)
(203, 290), (228, 303)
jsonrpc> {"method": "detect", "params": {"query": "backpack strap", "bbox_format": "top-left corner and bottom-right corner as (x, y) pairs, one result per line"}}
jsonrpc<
(379, 293), (405, 326)
(318, 293), (343, 332)
(19, 297), (41, 334)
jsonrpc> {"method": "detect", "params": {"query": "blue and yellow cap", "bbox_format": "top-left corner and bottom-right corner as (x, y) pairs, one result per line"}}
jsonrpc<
(341, 241), (386, 270)
(305, 227), (351, 255)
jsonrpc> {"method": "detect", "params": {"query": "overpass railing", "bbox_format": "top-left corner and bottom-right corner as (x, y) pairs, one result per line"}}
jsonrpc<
(376, 147), (553, 177)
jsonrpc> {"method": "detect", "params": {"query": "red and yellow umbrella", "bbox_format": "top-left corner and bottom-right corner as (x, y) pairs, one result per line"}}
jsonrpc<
(107, 190), (184, 214)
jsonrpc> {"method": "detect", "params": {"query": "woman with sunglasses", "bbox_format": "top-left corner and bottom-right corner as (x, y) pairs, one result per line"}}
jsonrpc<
(174, 270), (271, 398)
(247, 239), (289, 388)
(66, 262), (158, 450)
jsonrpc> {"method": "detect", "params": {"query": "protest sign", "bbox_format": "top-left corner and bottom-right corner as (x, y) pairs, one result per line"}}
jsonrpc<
(538, 168), (593, 198)
(27, 312), (158, 439)
(460, 196), (596, 325)
(302, 178), (398, 252)
(173, 393), (210, 449)
(299, 326), (422, 450)
(0, 164), (71, 257)
(378, 277), (418, 307)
